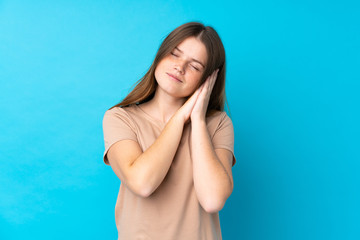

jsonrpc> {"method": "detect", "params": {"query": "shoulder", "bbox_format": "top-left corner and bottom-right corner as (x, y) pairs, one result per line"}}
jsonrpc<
(102, 105), (139, 128)
(206, 111), (232, 129)
(103, 105), (137, 119)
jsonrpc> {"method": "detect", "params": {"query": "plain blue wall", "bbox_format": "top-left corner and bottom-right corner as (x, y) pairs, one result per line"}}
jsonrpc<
(1, 0), (359, 239)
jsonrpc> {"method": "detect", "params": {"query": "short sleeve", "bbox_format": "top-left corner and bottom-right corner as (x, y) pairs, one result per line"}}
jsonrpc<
(211, 112), (236, 167)
(102, 107), (138, 165)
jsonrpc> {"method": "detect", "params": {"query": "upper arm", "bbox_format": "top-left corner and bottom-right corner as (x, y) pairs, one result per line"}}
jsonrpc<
(102, 108), (138, 165)
(212, 112), (236, 194)
(212, 113), (236, 167)
(102, 108), (144, 194)
(215, 148), (234, 191)
(107, 139), (143, 193)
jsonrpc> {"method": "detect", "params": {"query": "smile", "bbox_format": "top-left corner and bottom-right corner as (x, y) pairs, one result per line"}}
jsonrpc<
(166, 73), (183, 83)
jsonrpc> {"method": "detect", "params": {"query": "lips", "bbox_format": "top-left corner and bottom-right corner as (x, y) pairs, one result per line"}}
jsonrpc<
(166, 73), (182, 82)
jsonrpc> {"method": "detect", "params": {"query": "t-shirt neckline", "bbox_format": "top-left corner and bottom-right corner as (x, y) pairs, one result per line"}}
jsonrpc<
(135, 104), (167, 128)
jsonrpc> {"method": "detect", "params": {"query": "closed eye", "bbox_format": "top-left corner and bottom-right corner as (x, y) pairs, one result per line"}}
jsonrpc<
(190, 65), (200, 71)
(170, 52), (178, 57)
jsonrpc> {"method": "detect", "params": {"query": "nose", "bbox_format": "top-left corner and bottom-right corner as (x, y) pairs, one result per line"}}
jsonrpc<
(174, 60), (186, 74)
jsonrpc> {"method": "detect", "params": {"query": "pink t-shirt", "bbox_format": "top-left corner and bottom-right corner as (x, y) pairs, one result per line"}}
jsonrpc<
(102, 104), (235, 240)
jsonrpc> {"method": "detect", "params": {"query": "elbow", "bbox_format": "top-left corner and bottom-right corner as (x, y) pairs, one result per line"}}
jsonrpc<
(137, 186), (153, 198)
(131, 179), (155, 198)
(130, 186), (153, 198)
(201, 187), (233, 213)
(203, 200), (225, 214)
(109, 158), (156, 198)
(201, 197), (227, 213)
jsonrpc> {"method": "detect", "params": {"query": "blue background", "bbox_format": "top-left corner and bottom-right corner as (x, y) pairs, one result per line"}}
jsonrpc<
(1, 0), (359, 239)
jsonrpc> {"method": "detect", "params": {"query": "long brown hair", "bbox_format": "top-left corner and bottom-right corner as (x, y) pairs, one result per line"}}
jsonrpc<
(109, 22), (227, 114)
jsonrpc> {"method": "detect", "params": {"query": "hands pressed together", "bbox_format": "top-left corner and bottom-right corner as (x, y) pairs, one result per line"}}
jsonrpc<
(178, 69), (219, 123)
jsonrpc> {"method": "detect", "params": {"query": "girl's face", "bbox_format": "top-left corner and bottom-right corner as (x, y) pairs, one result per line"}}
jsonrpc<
(154, 37), (208, 99)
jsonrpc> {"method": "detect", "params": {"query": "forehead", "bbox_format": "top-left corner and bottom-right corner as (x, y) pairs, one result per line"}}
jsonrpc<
(176, 37), (208, 64)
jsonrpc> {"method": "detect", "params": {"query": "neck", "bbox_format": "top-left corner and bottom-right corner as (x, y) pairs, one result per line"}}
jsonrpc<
(141, 87), (186, 123)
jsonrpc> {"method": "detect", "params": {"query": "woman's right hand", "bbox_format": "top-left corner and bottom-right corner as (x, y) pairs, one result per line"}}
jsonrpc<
(175, 86), (202, 123)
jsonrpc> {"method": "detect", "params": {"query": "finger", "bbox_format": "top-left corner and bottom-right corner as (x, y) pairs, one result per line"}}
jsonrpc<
(200, 79), (213, 104)
(209, 69), (218, 83)
(185, 86), (201, 105)
(195, 81), (208, 103)
(198, 69), (217, 99)
(207, 69), (218, 92)
(191, 86), (202, 101)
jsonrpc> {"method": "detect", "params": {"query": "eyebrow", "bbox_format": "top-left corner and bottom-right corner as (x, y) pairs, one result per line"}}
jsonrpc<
(174, 47), (206, 68)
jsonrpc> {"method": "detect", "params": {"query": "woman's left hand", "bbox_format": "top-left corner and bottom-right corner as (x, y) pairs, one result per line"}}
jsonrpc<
(190, 69), (219, 122)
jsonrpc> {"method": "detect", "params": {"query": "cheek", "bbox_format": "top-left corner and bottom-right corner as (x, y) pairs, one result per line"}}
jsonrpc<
(154, 58), (170, 80)
(154, 68), (160, 82)
(189, 73), (203, 88)
(184, 74), (202, 95)
(154, 64), (164, 83)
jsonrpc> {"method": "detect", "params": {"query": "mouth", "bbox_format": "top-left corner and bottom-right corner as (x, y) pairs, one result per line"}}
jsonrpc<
(166, 73), (182, 82)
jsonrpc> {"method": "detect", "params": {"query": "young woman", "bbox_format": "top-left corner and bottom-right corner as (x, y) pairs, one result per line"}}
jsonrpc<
(102, 22), (236, 240)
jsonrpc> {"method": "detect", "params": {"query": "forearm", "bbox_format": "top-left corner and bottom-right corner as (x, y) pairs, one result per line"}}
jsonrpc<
(130, 113), (185, 197)
(191, 119), (233, 212)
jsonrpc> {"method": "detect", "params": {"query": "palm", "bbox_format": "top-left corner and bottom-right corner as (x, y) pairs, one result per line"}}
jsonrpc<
(191, 69), (218, 121)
